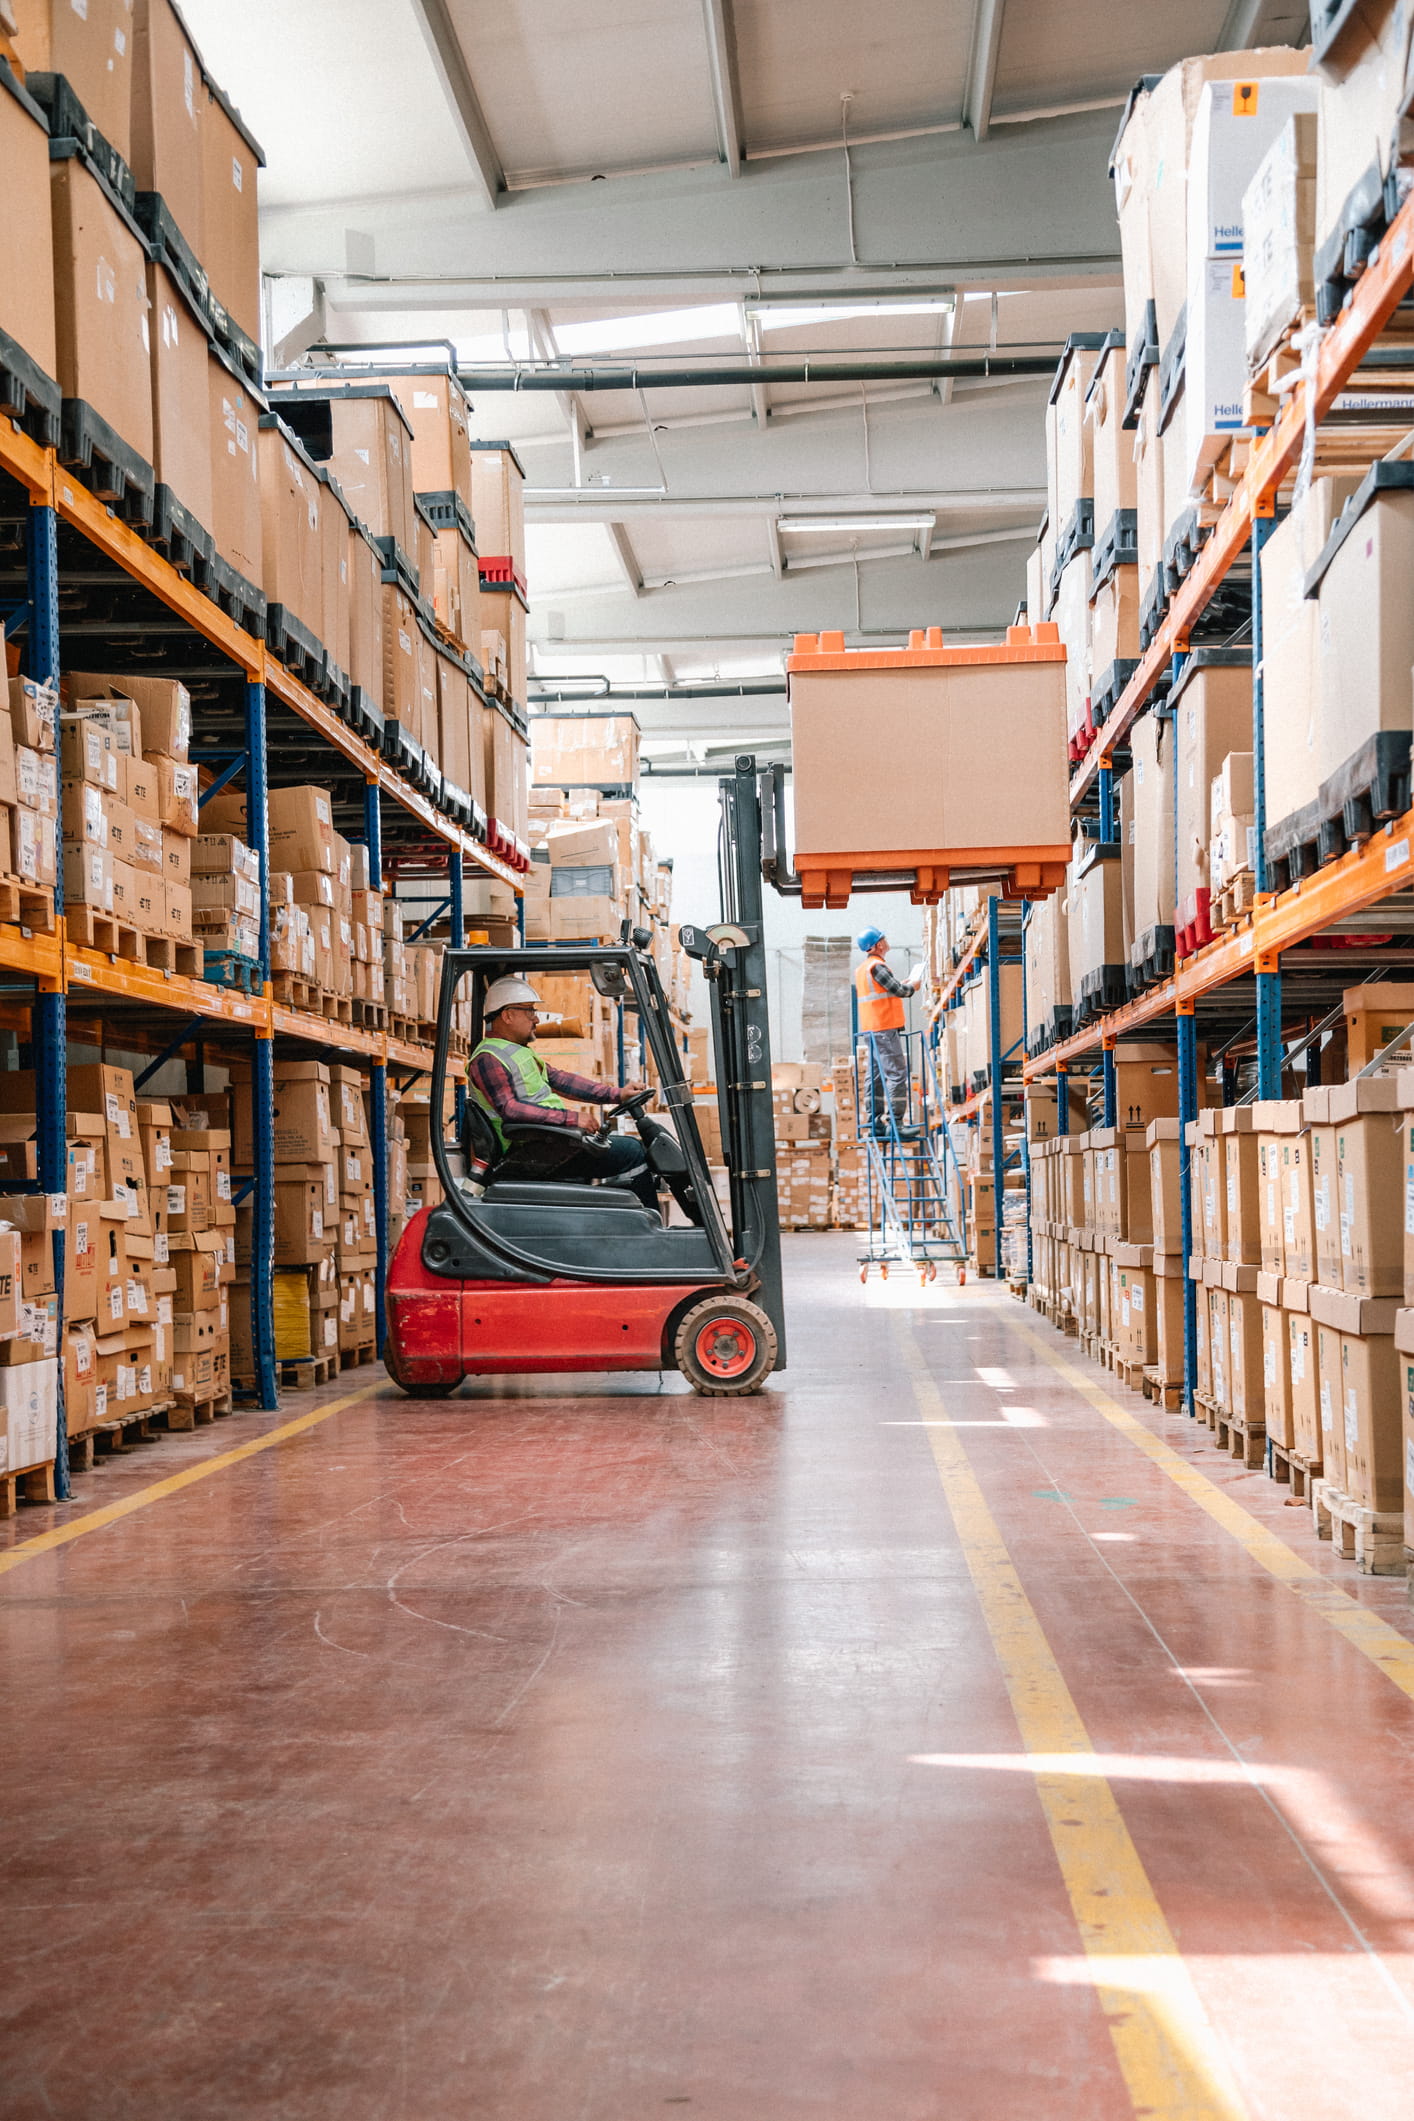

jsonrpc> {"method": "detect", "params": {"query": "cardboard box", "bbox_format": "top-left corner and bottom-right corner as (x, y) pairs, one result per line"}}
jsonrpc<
(12, 0), (136, 159)
(1304, 1087), (1343, 1292)
(0, 1355), (58, 1475)
(0, 1194), (60, 1298)
(198, 70), (262, 343)
(1325, 1076), (1403, 1297)
(272, 1064), (334, 1161)
(1309, 474), (1414, 799)
(470, 442), (526, 566)
(274, 1174), (334, 1264)
(0, 45), (59, 389)
(73, 671), (191, 764)
(1220, 1108), (1261, 1265)
(147, 258), (213, 533)
(49, 155), (154, 468)
(209, 343), (263, 583)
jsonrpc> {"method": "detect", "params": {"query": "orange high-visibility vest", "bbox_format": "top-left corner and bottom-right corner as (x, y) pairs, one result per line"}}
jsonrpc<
(855, 957), (905, 1033)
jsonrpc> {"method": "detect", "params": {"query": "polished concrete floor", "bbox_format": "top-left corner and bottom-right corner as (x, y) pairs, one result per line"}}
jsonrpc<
(3, 1238), (1414, 2119)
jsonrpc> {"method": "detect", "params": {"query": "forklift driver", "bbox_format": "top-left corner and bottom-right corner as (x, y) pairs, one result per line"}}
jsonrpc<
(467, 976), (661, 1212)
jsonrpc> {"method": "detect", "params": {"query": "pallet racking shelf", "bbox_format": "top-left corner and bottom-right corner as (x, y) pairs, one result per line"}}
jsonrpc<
(1020, 179), (1414, 1412)
(0, 410), (514, 1495)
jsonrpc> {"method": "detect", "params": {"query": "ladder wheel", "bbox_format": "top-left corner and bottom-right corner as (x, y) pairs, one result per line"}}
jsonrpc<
(958, 1269), (967, 1286)
(859, 1265), (869, 1284)
(880, 1263), (889, 1280)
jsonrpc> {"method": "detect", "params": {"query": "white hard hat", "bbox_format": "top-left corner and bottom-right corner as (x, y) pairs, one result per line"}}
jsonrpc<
(484, 975), (542, 1014)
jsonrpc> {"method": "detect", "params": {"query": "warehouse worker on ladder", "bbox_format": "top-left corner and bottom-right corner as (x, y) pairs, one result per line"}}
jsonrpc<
(854, 927), (923, 1134)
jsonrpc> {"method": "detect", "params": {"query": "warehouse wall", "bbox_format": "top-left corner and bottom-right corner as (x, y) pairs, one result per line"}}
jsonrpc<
(636, 777), (925, 1064)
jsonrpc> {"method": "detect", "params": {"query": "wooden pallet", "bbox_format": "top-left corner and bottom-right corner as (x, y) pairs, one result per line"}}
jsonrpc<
(0, 877), (56, 934)
(1113, 1353), (1148, 1392)
(279, 1354), (337, 1387)
(351, 997), (386, 1032)
(1212, 868), (1257, 933)
(338, 1341), (377, 1371)
(146, 934), (203, 978)
(68, 1406), (164, 1465)
(0, 1458), (55, 1516)
(66, 905), (140, 959)
(1241, 310), (1317, 426)
(1268, 1438), (1320, 1501)
(271, 971), (319, 1013)
(1311, 1479), (1406, 1575)
(161, 1391), (234, 1431)
(321, 993), (354, 1026)
(1193, 1391), (1222, 1434)
(1142, 1367), (1184, 1409)
(1215, 1404), (1266, 1469)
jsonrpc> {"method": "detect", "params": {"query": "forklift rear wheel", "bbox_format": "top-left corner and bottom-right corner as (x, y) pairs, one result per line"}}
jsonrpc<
(674, 1296), (778, 1396)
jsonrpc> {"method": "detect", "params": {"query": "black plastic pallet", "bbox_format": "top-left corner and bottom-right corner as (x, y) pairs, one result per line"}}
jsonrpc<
(1077, 965), (1129, 1021)
(1138, 571), (1168, 651)
(1091, 656), (1140, 730)
(27, 73), (136, 209)
(374, 535), (420, 598)
(381, 721), (426, 783)
(204, 551), (266, 638)
(148, 486), (215, 581)
(1127, 926), (1175, 994)
(1264, 731), (1413, 890)
(1049, 498), (1095, 596)
(0, 325), (62, 449)
(339, 685), (385, 747)
(58, 400), (155, 526)
(415, 488), (477, 545)
(1157, 305), (1186, 431)
(1091, 508), (1138, 591)
(1122, 301), (1159, 429)
(265, 603), (326, 692)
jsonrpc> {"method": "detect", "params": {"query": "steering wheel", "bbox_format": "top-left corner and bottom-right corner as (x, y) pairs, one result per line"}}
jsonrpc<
(590, 1087), (655, 1142)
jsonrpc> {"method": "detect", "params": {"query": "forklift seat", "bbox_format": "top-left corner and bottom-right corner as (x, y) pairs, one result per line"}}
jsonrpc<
(459, 1090), (641, 1208)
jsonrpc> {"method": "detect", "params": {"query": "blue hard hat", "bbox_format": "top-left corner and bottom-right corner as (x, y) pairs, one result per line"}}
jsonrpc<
(855, 925), (886, 952)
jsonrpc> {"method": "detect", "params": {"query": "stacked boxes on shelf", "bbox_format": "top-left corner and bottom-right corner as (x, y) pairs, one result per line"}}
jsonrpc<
(772, 1066), (833, 1230)
(1027, 1044), (1185, 1377)
(0, 0), (522, 871)
(2, 631), (57, 925)
(167, 1094), (234, 1413)
(260, 1056), (341, 1373)
(64, 671), (198, 958)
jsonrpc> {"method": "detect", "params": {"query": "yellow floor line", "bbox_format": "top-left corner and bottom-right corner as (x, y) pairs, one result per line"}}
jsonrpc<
(901, 1322), (1250, 2121)
(1003, 1306), (1414, 1705)
(0, 1382), (385, 1581)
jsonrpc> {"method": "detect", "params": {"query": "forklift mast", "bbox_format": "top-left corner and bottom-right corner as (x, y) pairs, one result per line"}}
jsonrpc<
(710, 757), (786, 1361)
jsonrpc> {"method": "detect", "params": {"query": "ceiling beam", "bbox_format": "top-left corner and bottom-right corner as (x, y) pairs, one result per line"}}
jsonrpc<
(962, 0), (1007, 142)
(263, 109), (1124, 299)
(605, 522), (645, 597)
(407, 0), (505, 208)
(1217, 0), (1310, 47)
(700, 0), (745, 175)
(526, 489), (1045, 522)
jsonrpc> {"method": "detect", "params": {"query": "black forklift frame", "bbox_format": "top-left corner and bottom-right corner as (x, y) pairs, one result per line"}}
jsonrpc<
(420, 757), (787, 1364)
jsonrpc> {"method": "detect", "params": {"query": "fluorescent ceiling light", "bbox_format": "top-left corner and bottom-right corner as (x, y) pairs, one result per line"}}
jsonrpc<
(750, 297), (956, 330)
(778, 513), (937, 533)
(551, 304), (741, 356)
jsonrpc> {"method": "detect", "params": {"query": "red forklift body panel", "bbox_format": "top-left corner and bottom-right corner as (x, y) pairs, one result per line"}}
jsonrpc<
(385, 1210), (720, 1380)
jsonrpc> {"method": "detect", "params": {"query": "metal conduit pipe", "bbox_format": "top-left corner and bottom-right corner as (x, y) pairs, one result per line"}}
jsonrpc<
(529, 681), (787, 703)
(456, 354), (1059, 391)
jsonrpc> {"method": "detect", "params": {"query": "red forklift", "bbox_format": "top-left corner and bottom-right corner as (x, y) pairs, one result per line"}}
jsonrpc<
(384, 759), (786, 1396)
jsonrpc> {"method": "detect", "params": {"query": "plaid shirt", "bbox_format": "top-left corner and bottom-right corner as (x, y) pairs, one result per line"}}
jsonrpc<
(866, 957), (914, 1000)
(467, 1045), (617, 1132)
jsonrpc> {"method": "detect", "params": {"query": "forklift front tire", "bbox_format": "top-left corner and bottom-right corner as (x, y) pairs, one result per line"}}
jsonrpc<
(674, 1295), (778, 1396)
